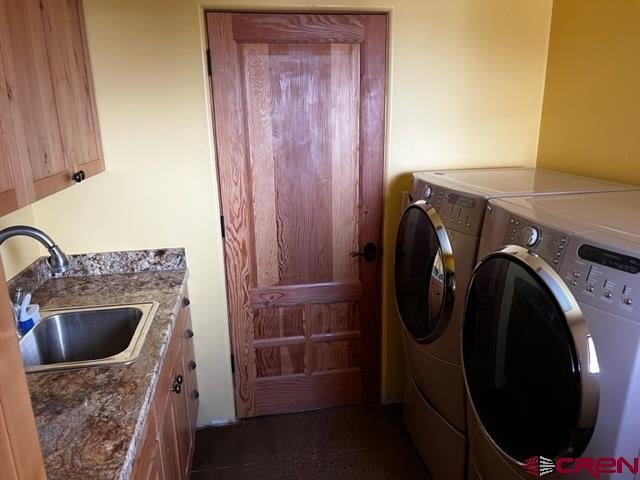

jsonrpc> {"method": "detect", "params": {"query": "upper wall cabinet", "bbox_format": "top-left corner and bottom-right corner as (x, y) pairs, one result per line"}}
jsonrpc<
(0, 0), (104, 215)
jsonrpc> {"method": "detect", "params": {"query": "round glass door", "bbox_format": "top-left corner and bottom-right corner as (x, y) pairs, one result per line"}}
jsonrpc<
(394, 202), (454, 343)
(463, 249), (598, 462)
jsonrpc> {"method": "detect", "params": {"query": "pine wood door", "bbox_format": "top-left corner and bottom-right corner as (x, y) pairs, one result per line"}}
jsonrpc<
(207, 12), (386, 417)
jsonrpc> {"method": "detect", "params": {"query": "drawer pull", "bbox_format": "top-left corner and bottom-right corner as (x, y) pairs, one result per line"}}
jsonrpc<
(185, 329), (194, 339)
(189, 360), (197, 371)
(193, 390), (200, 400)
(182, 297), (191, 307)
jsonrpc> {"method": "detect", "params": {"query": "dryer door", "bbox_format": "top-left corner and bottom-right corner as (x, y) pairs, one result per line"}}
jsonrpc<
(462, 245), (599, 464)
(394, 200), (455, 343)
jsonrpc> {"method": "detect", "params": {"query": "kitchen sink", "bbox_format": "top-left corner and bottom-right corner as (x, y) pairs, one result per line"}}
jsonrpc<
(20, 302), (159, 373)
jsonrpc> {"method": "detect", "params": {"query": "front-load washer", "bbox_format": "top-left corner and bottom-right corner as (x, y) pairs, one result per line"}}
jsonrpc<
(463, 190), (640, 480)
(394, 168), (636, 479)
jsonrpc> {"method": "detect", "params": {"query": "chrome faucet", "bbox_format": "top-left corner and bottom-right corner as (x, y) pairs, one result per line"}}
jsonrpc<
(0, 225), (69, 274)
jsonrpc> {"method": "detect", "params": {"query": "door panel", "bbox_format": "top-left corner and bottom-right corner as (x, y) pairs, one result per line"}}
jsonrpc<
(0, 46), (23, 216)
(0, 0), (69, 200)
(40, 0), (103, 175)
(207, 12), (386, 417)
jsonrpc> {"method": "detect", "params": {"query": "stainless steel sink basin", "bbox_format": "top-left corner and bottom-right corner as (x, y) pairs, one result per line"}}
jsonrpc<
(20, 302), (159, 373)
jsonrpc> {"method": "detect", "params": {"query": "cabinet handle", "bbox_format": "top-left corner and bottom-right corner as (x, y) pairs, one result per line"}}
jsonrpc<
(182, 297), (191, 308)
(185, 329), (194, 339)
(189, 360), (197, 371)
(171, 375), (183, 394)
(193, 390), (200, 400)
(71, 170), (86, 183)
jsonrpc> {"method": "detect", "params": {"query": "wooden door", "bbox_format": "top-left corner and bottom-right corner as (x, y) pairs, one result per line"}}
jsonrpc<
(207, 12), (386, 417)
(0, 259), (47, 480)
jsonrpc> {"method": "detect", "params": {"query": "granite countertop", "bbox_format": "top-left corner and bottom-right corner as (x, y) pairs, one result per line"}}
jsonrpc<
(9, 249), (189, 480)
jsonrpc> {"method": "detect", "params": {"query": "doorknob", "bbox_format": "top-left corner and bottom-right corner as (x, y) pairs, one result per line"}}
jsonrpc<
(350, 242), (378, 263)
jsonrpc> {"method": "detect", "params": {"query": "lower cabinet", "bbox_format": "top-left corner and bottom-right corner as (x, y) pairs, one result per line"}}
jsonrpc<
(131, 295), (199, 480)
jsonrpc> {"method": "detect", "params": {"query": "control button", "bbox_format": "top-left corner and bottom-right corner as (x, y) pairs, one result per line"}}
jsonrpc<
(512, 228), (517, 234)
(586, 285), (595, 293)
(509, 236), (515, 242)
(423, 186), (433, 199)
(561, 237), (567, 243)
(556, 252), (562, 257)
(604, 291), (613, 299)
(522, 226), (540, 247)
(558, 244), (565, 250)
(510, 218), (515, 224)
(553, 258), (559, 264)
(573, 272), (581, 278)
(570, 280), (578, 286)
(515, 220), (520, 225)
(624, 297), (633, 305)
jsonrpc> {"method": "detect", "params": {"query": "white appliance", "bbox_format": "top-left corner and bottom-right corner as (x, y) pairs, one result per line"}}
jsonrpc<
(464, 190), (640, 480)
(394, 168), (636, 479)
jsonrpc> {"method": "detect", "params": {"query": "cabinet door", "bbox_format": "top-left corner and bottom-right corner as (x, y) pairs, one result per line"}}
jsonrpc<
(145, 444), (164, 480)
(159, 357), (186, 480)
(174, 364), (192, 478)
(130, 407), (160, 480)
(0, 0), (70, 201)
(0, 45), (26, 216)
(0, 0), (104, 211)
(40, 0), (104, 178)
(0, 260), (46, 480)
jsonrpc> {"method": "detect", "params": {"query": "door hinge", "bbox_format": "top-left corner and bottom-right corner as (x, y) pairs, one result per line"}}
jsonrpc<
(230, 353), (235, 374)
(206, 49), (213, 76)
(220, 215), (225, 238)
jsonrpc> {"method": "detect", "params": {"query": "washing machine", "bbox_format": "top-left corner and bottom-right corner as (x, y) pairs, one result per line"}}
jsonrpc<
(463, 190), (640, 480)
(394, 168), (636, 480)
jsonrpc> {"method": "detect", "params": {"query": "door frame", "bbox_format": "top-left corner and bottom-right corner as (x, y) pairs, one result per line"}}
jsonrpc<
(203, 8), (391, 417)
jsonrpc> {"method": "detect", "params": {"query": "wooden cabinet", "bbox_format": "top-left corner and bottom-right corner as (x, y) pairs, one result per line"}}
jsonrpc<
(131, 295), (199, 480)
(0, 258), (46, 480)
(0, 0), (103, 214)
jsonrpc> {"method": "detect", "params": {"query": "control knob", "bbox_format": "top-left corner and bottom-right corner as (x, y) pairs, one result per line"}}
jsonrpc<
(521, 226), (540, 247)
(423, 185), (433, 199)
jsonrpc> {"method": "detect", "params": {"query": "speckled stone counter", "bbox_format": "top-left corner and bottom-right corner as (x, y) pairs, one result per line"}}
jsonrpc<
(9, 249), (189, 480)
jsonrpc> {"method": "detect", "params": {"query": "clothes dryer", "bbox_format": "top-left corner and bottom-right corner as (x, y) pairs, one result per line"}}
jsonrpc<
(464, 190), (640, 480)
(395, 168), (635, 479)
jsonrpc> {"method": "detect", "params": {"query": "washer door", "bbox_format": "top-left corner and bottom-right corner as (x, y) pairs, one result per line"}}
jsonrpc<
(394, 201), (455, 343)
(462, 245), (599, 463)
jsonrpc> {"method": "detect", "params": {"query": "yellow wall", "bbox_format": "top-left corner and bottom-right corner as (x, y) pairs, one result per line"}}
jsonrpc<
(0, 205), (43, 278)
(0, 0), (552, 423)
(538, 0), (640, 185)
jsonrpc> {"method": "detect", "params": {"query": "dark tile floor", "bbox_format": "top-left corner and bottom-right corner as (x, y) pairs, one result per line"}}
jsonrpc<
(191, 404), (431, 479)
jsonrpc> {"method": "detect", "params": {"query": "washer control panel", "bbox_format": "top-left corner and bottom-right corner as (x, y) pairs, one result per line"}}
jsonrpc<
(503, 215), (568, 268)
(411, 177), (486, 235)
(559, 237), (639, 319)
